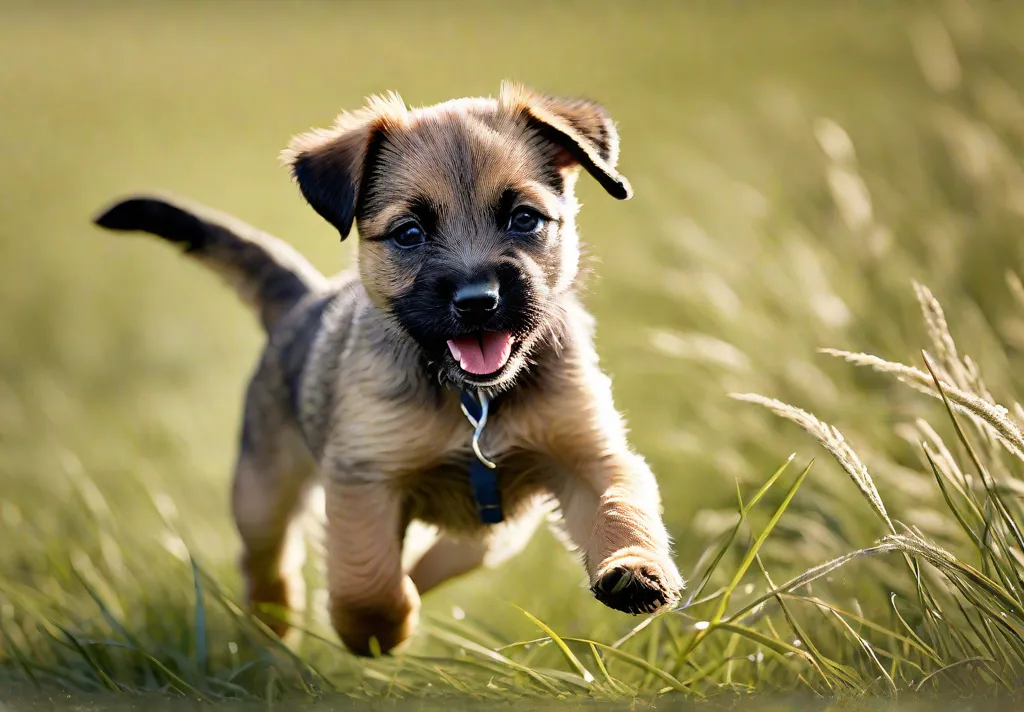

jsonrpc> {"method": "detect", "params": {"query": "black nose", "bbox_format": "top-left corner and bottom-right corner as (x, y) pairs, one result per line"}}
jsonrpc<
(452, 280), (500, 321)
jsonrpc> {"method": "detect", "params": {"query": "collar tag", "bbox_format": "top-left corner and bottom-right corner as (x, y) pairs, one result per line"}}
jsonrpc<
(459, 390), (504, 525)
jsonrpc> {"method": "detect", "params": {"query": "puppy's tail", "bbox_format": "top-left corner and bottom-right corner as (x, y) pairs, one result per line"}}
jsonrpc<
(94, 194), (328, 331)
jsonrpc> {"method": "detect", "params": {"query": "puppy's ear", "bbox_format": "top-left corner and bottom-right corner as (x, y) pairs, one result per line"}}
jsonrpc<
(281, 92), (407, 240)
(500, 80), (632, 200)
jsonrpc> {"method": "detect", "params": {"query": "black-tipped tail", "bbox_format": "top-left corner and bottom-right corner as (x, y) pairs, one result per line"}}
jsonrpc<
(94, 197), (210, 251)
(94, 194), (328, 331)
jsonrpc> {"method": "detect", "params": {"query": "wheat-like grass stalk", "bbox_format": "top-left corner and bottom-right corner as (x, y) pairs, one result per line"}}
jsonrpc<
(913, 281), (965, 389)
(915, 418), (974, 501)
(820, 348), (1024, 461)
(732, 541), (903, 627)
(883, 529), (1024, 619)
(730, 393), (895, 534)
(914, 282), (1001, 415)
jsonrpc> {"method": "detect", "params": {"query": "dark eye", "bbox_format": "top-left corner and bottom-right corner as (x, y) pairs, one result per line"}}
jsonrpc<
(508, 208), (543, 234)
(390, 222), (426, 249)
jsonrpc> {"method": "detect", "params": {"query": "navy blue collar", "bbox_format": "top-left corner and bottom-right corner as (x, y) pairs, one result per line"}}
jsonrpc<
(459, 390), (504, 525)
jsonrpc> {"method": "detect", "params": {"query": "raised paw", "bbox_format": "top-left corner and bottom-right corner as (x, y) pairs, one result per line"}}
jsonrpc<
(591, 560), (682, 615)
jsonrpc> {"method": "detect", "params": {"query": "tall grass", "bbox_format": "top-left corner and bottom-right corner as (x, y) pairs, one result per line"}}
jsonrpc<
(4, 284), (1024, 702)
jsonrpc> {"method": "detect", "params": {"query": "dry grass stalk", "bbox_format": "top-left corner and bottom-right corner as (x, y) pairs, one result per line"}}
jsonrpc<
(820, 349), (1024, 461)
(913, 281), (965, 390)
(730, 393), (895, 534)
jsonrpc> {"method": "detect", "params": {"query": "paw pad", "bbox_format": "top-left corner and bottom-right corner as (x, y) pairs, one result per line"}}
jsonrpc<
(592, 564), (679, 615)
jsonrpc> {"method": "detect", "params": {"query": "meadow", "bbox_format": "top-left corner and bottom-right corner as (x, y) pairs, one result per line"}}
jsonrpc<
(3, 0), (1024, 708)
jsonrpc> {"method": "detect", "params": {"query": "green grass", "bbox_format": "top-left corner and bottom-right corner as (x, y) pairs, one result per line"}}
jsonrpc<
(4, 0), (1024, 706)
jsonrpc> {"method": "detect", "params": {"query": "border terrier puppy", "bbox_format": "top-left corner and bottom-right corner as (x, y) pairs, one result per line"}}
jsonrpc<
(94, 81), (683, 656)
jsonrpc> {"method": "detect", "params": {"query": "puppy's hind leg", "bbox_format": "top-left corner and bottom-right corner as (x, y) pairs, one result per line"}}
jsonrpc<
(232, 404), (317, 639)
(408, 535), (488, 595)
(409, 498), (551, 595)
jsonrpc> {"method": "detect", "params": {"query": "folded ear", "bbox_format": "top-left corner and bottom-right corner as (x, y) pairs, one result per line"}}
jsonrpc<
(499, 80), (632, 200)
(280, 92), (407, 240)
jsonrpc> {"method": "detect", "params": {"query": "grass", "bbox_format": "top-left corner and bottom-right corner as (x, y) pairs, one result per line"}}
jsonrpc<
(4, 0), (1024, 707)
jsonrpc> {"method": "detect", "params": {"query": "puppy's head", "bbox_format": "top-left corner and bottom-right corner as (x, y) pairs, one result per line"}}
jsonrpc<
(282, 81), (631, 391)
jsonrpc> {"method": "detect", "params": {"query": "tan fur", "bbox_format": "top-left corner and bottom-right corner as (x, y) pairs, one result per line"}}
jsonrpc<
(94, 81), (683, 658)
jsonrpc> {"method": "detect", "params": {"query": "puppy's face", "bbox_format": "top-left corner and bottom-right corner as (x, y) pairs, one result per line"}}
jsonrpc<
(283, 82), (631, 390)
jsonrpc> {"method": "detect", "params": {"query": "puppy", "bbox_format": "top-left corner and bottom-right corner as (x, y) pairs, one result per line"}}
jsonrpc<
(94, 81), (683, 657)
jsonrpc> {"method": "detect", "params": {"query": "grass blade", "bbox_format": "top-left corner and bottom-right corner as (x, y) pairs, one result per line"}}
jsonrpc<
(516, 607), (594, 684)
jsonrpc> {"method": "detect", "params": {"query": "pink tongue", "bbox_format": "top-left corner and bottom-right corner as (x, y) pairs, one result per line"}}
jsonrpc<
(447, 332), (514, 375)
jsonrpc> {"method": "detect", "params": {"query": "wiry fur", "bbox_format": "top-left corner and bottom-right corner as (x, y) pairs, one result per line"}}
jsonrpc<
(94, 81), (683, 657)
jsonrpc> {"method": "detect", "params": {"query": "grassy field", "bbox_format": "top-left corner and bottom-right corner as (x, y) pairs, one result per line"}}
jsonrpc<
(4, 0), (1024, 706)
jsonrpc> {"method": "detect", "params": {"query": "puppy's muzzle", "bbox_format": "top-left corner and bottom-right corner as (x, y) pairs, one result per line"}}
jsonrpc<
(452, 279), (500, 325)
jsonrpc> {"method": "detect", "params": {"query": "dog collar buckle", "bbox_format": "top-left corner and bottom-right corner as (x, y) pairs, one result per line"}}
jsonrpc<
(459, 389), (504, 525)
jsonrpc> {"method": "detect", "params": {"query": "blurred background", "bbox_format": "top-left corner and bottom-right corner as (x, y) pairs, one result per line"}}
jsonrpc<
(4, 0), (1024, 660)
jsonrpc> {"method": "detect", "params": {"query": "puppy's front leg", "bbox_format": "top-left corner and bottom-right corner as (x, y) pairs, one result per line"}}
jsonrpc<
(558, 451), (684, 615)
(324, 479), (419, 656)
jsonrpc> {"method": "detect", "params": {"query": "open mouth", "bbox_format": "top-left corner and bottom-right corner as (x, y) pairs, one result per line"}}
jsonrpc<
(446, 331), (515, 376)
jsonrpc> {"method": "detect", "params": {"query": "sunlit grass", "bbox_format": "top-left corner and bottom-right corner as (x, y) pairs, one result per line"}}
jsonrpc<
(8, 284), (1024, 701)
(4, 0), (1024, 706)
(9, 286), (1024, 702)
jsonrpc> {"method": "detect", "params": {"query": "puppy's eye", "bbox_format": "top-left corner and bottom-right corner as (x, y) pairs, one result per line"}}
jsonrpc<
(508, 208), (544, 234)
(390, 222), (426, 249)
